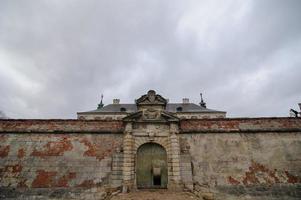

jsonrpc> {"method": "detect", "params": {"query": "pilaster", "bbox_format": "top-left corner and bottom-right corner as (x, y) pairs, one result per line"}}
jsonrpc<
(169, 123), (182, 189)
(122, 123), (134, 192)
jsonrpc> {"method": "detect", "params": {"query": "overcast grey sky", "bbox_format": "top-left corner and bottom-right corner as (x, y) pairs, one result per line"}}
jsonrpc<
(0, 0), (300, 119)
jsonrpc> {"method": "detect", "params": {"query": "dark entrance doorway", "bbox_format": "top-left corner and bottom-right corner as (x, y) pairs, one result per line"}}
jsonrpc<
(136, 143), (168, 189)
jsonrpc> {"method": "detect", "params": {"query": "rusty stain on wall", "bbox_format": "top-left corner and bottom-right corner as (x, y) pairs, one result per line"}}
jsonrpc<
(17, 148), (25, 158)
(0, 145), (9, 158)
(79, 137), (120, 160)
(228, 176), (240, 185)
(32, 170), (57, 188)
(285, 171), (301, 184)
(228, 161), (301, 185)
(31, 170), (78, 188)
(31, 137), (73, 157)
(56, 172), (77, 187)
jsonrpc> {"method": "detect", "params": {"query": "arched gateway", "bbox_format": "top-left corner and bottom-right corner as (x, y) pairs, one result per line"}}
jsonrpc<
(136, 143), (168, 188)
(120, 90), (193, 192)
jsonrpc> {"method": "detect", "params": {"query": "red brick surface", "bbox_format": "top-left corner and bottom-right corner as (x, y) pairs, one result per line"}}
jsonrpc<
(180, 118), (301, 133)
(0, 119), (124, 133)
(1, 118), (301, 134)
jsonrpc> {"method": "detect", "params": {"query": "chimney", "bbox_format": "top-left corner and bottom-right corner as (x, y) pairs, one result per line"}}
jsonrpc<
(182, 98), (189, 104)
(113, 99), (120, 104)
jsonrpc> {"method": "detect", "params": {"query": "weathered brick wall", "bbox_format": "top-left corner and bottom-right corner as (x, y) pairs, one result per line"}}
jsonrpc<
(0, 120), (124, 200)
(180, 117), (301, 133)
(1, 118), (301, 199)
(0, 119), (124, 133)
(180, 118), (301, 199)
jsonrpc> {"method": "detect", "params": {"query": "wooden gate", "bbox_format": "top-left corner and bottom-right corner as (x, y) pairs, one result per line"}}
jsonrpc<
(136, 143), (168, 189)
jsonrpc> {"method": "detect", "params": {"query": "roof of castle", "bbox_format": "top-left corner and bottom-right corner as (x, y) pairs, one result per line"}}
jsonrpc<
(78, 103), (225, 114)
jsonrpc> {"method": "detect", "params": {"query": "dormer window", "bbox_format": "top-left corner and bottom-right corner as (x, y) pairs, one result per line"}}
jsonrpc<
(176, 107), (183, 112)
(120, 107), (127, 112)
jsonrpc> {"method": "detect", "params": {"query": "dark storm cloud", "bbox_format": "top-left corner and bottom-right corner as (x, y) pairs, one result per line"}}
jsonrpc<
(0, 0), (300, 118)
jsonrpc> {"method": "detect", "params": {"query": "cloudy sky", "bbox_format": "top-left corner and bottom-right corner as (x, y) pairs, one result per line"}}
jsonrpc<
(0, 0), (300, 119)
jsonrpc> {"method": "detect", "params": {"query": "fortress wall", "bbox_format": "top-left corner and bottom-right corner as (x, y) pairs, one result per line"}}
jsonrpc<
(0, 120), (124, 200)
(0, 118), (301, 199)
(180, 118), (301, 199)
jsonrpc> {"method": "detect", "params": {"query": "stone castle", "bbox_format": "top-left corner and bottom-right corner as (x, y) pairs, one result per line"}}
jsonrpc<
(0, 90), (300, 199)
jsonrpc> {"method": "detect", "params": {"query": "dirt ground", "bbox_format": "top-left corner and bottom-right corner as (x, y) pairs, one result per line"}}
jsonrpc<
(109, 190), (200, 200)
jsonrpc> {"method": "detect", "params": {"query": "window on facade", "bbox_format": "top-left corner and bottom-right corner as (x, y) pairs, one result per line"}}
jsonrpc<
(120, 107), (127, 112)
(176, 107), (183, 112)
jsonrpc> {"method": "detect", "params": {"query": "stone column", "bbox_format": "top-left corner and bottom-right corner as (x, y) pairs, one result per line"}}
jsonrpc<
(169, 123), (182, 190)
(122, 122), (134, 192)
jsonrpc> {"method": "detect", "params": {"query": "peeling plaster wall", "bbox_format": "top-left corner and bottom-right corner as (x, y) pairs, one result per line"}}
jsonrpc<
(0, 133), (123, 199)
(0, 120), (124, 199)
(0, 118), (301, 199)
(180, 118), (301, 199)
(182, 133), (301, 182)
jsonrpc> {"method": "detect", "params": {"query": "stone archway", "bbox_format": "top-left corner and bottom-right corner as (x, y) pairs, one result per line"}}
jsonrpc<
(136, 142), (168, 189)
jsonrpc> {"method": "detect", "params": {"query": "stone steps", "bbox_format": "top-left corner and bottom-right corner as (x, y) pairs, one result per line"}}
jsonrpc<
(109, 190), (204, 200)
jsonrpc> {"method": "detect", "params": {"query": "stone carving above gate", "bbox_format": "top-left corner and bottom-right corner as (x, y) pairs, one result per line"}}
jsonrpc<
(135, 90), (167, 107)
(123, 90), (179, 123)
(123, 109), (179, 123)
(144, 108), (160, 120)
